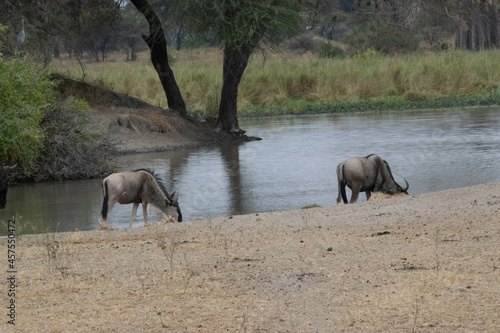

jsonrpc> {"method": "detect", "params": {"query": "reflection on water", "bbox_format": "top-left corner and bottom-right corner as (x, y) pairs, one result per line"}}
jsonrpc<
(2, 107), (499, 235)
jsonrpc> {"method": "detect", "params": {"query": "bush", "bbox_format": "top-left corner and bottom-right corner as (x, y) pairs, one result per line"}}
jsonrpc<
(343, 20), (418, 54)
(0, 55), (56, 168)
(27, 97), (115, 181)
(318, 42), (345, 59)
(372, 27), (419, 54)
(287, 33), (318, 54)
(0, 24), (115, 180)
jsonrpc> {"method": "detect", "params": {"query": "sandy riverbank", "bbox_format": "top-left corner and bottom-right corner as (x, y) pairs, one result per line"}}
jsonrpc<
(1, 182), (499, 332)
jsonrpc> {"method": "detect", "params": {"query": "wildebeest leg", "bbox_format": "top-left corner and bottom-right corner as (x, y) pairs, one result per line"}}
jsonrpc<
(337, 165), (349, 204)
(128, 202), (140, 228)
(142, 203), (148, 226)
(349, 184), (362, 203)
(336, 184), (343, 204)
(366, 190), (372, 201)
(103, 191), (127, 225)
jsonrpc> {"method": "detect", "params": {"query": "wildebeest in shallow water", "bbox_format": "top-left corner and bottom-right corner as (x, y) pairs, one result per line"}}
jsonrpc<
(0, 164), (17, 209)
(100, 169), (182, 228)
(336, 154), (408, 204)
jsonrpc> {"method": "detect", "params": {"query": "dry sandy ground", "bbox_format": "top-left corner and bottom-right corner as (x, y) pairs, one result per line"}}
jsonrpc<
(1, 182), (499, 332)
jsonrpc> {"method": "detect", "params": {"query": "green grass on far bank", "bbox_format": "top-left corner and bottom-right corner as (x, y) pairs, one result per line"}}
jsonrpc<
(49, 48), (500, 118)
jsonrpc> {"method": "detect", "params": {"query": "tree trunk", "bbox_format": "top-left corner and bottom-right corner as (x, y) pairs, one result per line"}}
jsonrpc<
(130, 0), (186, 117)
(174, 25), (183, 51)
(217, 46), (252, 133)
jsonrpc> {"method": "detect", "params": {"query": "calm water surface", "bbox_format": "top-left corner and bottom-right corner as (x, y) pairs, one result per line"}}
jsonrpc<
(2, 107), (499, 235)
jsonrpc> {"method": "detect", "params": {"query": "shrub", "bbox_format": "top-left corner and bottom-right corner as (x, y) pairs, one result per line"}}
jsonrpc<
(372, 27), (419, 54)
(318, 42), (345, 59)
(343, 20), (418, 54)
(288, 33), (318, 54)
(28, 97), (115, 181)
(0, 55), (56, 168)
(0, 56), (114, 181)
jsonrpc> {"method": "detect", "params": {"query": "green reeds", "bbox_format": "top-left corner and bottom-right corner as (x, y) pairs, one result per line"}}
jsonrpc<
(49, 48), (500, 118)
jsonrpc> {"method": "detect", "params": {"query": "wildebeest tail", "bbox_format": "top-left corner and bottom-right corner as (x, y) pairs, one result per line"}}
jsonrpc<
(339, 164), (348, 204)
(101, 180), (109, 220)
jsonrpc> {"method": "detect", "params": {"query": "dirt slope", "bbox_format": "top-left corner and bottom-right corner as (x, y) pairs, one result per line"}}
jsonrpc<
(53, 74), (258, 154)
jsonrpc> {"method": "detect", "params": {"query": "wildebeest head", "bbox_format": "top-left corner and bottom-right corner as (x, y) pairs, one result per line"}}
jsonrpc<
(165, 191), (183, 222)
(0, 164), (17, 209)
(379, 160), (409, 195)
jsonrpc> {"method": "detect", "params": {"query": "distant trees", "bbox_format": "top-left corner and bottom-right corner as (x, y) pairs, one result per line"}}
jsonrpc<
(304, 0), (500, 53)
(3, 0), (500, 133)
(453, 0), (500, 50)
(375, 0), (500, 51)
(1, 0), (122, 63)
(3, 0), (500, 61)
(115, 4), (148, 61)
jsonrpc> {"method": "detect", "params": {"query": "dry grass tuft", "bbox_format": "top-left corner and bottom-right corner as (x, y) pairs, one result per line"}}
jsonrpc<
(160, 216), (177, 224)
(99, 222), (118, 231)
(149, 113), (175, 133)
(369, 192), (408, 201)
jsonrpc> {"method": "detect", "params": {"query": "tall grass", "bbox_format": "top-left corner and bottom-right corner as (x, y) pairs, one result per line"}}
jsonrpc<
(48, 48), (500, 118)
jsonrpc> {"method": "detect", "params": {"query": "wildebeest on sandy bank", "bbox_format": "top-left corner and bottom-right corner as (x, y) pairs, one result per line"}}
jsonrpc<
(337, 154), (408, 204)
(100, 169), (182, 228)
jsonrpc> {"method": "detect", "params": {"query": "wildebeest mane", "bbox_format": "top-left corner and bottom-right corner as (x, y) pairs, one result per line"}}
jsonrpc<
(382, 161), (397, 183)
(133, 168), (171, 200)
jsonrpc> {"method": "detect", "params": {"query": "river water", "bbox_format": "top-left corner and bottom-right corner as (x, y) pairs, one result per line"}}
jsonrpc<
(2, 107), (499, 235)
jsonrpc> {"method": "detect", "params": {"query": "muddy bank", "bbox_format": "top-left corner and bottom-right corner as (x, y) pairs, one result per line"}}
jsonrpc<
(96, 104), (256, 153)
(53, 74), (259, 154)
(3, 182), (500, 332)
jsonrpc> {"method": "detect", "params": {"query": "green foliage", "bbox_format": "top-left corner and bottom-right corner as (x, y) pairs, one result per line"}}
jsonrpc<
(50, 48), (500, 119)
(179, 0), (301, 51)
(0, 23), (6, 52)
(344, 20), (419, 54)
(0, 26), (114, 179)
(373, 28), (419, 54)
(181, 34), (216, 49)
(301, 204), (322, 209)
(287, 33), (318, 54)
(318, 42), (345, 59)
(0, 55), (56, 168)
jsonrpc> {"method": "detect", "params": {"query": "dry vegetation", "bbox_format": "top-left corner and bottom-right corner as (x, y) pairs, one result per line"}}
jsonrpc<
(369, 192), (409, 201)
(48, 48), (500, 117)
(2, 182), (500, 332)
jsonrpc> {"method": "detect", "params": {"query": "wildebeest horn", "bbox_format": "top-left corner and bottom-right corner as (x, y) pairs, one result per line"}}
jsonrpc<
(402, 178), (409, 192)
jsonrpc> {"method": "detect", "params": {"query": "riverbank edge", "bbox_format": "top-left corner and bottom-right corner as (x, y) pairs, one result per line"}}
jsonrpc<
(3, 182), (499, 332)
(109, 94), (500, 156)
(233, 92), (500, 119)
(3, 181), (499, 241)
